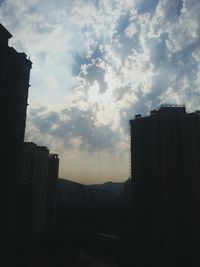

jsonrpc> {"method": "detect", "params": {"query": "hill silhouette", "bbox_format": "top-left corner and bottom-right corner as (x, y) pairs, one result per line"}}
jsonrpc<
(56, 178), (124, 204)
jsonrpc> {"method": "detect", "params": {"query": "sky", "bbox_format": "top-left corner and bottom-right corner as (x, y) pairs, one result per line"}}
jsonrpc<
(0, 0), (200, 184)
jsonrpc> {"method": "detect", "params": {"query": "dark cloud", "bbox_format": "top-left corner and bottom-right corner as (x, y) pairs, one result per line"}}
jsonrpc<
(0, 0), (5, 6)
(29, 107), (120, 152)
(161, 0), (185, 20)
(80, 58), (107, 93)
(113, 16), (143, 58)
(71, 45), (104, 76)
(30, 110), (60, 134)
(71, 53), (91, 76)
(176, 0), (184, 16)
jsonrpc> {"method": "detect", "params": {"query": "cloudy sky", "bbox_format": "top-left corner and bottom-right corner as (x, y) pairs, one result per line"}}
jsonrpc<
(1, 0), (200, 184)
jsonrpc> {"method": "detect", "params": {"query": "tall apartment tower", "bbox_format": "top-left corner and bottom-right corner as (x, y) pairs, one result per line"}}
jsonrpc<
(18, 143), (59, 247)
(16, 142), (49, 266)
(130, 105), (200, 267)
(0, 24), (32, 266)
(19, 142), (49, 240)
(45, 154), (59, 232)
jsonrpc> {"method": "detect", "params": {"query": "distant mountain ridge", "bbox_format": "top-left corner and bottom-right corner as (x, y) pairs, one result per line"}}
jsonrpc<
(88, 181), (124, 195)
(56, 178), (125, 204)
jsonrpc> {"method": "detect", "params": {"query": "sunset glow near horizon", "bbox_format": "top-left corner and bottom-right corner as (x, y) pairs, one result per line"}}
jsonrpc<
(0, 0), (200, 184)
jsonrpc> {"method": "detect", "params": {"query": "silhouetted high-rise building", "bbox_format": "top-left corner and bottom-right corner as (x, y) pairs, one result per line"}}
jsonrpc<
(19, 143), (59, 240)
(20, 142), (49, 240)
(0, 24), (32, 266)
(130, 105), (200, 267)
(45, 154), (59, 232)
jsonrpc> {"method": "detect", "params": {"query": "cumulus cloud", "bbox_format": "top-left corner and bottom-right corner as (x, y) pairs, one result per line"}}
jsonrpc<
(79, 58), (108, 93)
(26, 105), (120, 152)
(1, 0), (200, 182)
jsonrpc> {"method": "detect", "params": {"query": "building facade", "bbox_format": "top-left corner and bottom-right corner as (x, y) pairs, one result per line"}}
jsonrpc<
(19, 143), (59, 243)
(0, 24), (32, 266)
(45, 154), (59, 232)
(130, 105), (200, 267)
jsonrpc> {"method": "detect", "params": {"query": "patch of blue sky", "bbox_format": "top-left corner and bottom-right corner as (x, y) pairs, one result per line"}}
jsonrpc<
(116, 12), (130, 34)
(137, 0), (159, 14)
(147, 37), (168, 66)
(71, 52), (91, 76)
(176, 0), (184, 16)
(71, 45), (104, 76)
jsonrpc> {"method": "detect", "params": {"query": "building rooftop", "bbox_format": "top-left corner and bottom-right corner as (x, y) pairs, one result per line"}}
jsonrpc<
(0, 23), (12, 39)
(159, 104), (185, 109)
(130, 104), (187, 121)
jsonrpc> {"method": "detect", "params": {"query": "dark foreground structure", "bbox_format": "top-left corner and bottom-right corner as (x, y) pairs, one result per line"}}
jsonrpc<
(0, 24), (32, 266)
(130, 105), (200, 267)
(17, 142), (59, 266)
